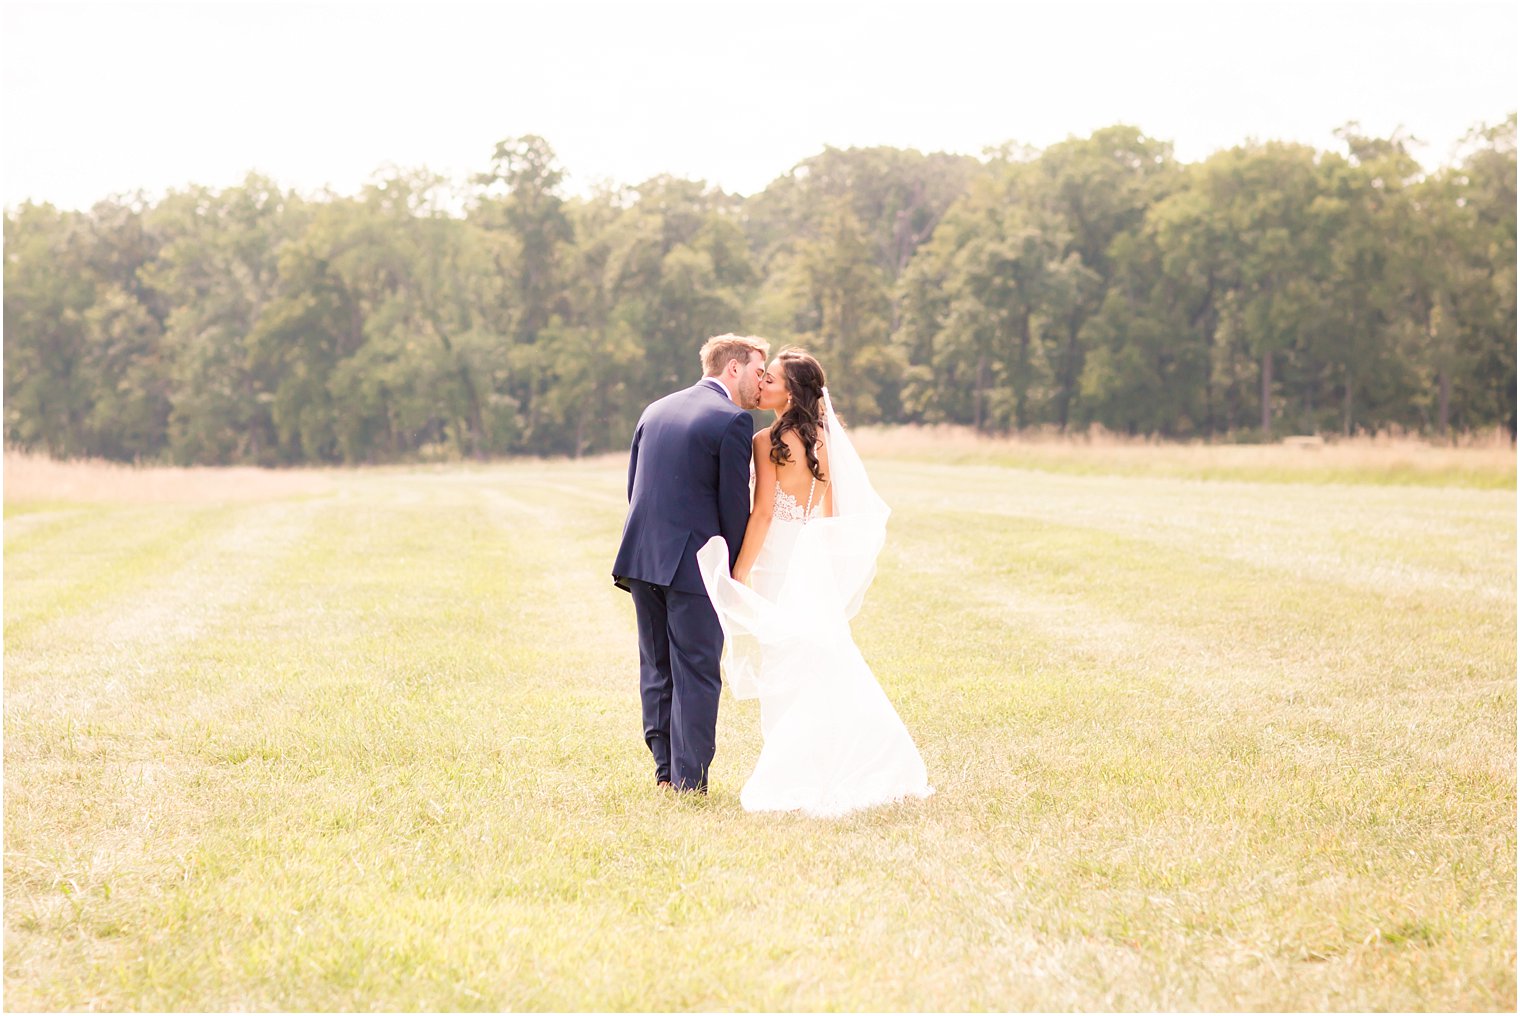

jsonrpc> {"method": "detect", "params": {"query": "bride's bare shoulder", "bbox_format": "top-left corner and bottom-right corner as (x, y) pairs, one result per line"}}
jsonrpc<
(775, 428), (806, 459)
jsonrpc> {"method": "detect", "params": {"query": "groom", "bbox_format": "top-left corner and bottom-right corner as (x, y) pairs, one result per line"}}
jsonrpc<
(612, 334), (768, 793)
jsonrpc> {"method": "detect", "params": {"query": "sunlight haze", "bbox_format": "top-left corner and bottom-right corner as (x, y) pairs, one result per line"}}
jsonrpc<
(2, 0), (1516, 208)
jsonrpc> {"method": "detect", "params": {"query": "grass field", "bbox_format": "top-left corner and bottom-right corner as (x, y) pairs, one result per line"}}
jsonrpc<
(4, 442), (1515, 1010)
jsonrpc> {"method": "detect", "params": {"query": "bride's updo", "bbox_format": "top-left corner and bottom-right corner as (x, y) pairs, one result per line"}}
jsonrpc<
(768, 348), (827, 482)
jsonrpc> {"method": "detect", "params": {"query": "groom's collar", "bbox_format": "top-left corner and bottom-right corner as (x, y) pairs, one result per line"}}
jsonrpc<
(698, 376), (735, 403)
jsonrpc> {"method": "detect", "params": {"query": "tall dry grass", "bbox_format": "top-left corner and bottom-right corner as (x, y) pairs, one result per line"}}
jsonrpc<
(5, 425), (1514, 509)
(3, 452), (334, 504)
(849, 425), (1517, 488)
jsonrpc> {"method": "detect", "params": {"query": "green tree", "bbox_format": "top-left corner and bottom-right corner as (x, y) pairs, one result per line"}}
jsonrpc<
(1035, 126), (1179, 428)
(4, 203), (97, 456)
(472, 135), (574, 449)
(140, 175), (301, 463)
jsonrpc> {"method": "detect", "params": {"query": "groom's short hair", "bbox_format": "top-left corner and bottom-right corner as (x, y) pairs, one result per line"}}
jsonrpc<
(700, 334), (770, 377)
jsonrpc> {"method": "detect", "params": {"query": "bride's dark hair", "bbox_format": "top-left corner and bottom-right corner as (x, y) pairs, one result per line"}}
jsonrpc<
(768, 348), (828, 482)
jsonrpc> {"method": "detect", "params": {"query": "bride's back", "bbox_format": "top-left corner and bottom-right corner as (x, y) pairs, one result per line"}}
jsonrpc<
(771, 427), (832, 518)
(752, 348), (836, 522)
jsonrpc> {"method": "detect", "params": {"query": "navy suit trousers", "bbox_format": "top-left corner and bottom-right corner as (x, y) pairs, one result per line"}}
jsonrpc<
(627, 577), (723, 791)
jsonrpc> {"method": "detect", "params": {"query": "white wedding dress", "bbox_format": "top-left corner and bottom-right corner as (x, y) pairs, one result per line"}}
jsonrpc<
(697, 392), (933, 818)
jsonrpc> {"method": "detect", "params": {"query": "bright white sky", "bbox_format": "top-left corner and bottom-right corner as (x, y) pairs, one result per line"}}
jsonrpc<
(2, 0), (1515, 210)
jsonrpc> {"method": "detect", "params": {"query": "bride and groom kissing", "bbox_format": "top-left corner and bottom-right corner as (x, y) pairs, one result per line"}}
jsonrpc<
(612, 334), (932, 818)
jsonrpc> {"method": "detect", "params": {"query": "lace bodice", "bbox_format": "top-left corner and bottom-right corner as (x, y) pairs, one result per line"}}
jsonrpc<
(772, 479), (822, 523)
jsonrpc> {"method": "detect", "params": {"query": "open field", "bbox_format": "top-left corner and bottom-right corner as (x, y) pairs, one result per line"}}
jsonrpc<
(4, 447), (1515, 1010)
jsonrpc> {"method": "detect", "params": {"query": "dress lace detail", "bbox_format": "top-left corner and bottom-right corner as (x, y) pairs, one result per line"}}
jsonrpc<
(772, 479), (821, 522)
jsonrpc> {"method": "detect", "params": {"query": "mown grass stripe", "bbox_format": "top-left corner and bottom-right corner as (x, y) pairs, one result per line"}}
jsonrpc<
(3, 503), (247, 645)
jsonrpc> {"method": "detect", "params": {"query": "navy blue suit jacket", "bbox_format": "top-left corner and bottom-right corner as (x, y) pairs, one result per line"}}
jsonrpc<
(612, 381), (754, 595)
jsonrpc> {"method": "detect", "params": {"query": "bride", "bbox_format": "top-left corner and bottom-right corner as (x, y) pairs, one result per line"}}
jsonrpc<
(697, 348), (933, 817)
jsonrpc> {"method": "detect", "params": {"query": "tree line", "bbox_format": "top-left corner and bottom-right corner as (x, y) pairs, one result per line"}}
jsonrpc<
(4, 118), (1514, 465)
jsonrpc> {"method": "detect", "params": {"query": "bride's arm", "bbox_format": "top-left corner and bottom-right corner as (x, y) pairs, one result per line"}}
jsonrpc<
(731, 431), (776, 585)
